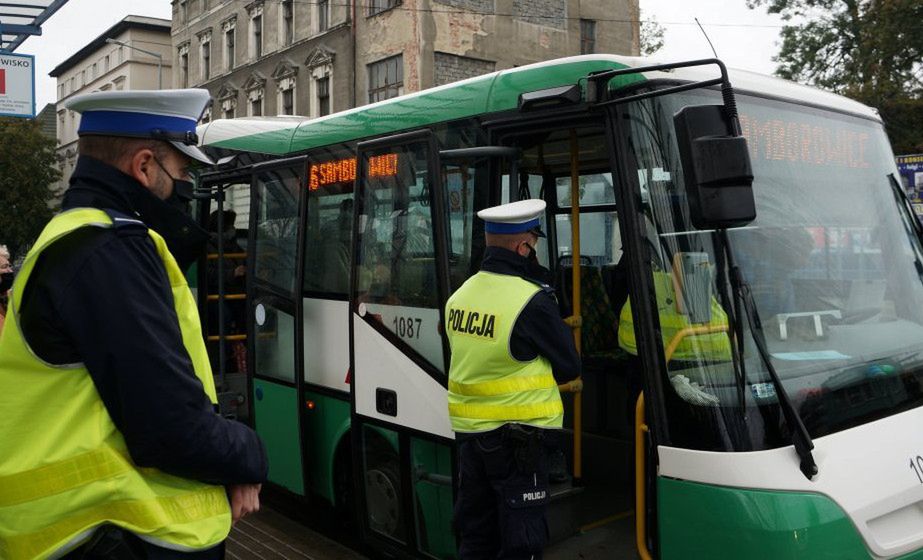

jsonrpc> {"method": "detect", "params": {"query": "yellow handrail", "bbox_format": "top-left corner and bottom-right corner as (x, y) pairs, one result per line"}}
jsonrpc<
(635, 392), (652, 560)
(206, 293), (247, 301)
(206, 252), (247, 260)
(206, 334), (247, 342)
(664, 325), (729, 364)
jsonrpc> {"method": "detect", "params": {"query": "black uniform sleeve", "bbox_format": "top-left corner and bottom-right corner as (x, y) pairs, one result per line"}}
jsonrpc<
(509, 288), (581, 383)
(51, 228), (267, 485)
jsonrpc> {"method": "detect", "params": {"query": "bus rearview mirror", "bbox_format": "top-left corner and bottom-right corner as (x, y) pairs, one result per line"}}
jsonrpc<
(674, 105), (756, 229)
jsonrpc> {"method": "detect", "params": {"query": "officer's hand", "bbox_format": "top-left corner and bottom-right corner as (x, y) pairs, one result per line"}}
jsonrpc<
(228, 483), (262, 523)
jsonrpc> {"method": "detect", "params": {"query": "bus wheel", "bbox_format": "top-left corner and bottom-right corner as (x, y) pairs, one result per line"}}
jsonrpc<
(365, 451), (404, 538)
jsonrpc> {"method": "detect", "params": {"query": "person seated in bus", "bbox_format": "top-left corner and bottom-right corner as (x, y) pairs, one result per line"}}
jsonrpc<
(617, 260), (731, 407)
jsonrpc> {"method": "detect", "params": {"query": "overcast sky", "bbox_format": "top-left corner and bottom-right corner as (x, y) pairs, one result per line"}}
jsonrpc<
(19, 0), (786, 111)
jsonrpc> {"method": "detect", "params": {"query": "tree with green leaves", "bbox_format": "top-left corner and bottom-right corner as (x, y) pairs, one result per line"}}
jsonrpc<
(0, 117), (60, 258)
(747, 0), (923, 153)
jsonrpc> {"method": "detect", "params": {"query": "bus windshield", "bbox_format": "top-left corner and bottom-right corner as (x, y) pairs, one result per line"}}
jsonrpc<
(623, 90), (923, 452)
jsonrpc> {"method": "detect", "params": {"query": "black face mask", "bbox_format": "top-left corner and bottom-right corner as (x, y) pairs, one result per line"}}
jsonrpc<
(126, 159), (209, 272)
(0, 271), (13, 293)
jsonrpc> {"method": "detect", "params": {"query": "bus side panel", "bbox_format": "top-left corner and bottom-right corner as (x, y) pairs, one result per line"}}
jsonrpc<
(253, 379), (305, 495)
(303, 389), (351, 503)
(657, 477), (876, 559)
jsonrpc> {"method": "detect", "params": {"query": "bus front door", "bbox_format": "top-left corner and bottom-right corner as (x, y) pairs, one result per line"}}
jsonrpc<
(249, 164), (307, 496)
(350, 131), (457, 558)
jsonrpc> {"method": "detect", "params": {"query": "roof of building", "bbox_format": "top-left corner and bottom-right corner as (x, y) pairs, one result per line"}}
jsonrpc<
(48, 15), (171, 78)
(0, 0), (70, 53)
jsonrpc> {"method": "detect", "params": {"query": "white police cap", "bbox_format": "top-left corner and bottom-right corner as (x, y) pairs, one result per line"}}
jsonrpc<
(477, 199), (546, 237)
(65, 89), (214, 165)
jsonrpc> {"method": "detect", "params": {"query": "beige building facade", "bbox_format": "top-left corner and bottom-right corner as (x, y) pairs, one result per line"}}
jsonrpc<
(49, 16), (173, 203)
(172, 0), (638, 120)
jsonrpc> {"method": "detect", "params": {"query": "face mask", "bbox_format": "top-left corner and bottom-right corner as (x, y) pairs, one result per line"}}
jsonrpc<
(523, 242), (537, 262)
(0, 271), (13, 293)
(154, 157), (196, 204)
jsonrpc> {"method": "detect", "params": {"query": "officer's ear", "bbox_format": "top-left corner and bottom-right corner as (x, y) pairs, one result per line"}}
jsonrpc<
(127, 148), (158, 190)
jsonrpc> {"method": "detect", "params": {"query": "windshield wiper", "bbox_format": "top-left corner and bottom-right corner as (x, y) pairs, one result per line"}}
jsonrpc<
(716, 230), (819, 480)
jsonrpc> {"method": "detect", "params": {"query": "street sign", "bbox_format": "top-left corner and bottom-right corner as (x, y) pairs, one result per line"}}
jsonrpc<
(0, 52), (35, 118)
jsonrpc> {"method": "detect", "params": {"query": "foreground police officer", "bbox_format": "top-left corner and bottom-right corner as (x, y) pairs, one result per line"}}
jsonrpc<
(446, 199), (581, 559)
(0, 90), (267, 559)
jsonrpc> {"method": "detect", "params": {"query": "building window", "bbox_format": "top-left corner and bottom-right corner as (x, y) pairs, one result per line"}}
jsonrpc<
(580, 19), (596, 55)
(317, 76), (330, 116)
(225, 27), (235, 70)
(251, 98), (263, 116)
(179, 0), (187, 23)
(281, 88), (294, 115)
(201, 40), (211, 80)
(318, 0), (329, 32)
(368, 0), (396, 16)
(224, 107), (235, 119)
(178, 43), (190, 87)
(104, 55), (110, 72)
(91, 63), (98, 79)
(282, 0), (294, 45)
(368, 55), (403, 103)
(252, 15), (263, 58)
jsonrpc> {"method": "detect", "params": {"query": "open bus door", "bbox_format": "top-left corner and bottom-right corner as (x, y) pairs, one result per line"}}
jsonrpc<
(247, 161), (308, 496)
(350, 131), (458, 558)
(196, 172), (253, 421)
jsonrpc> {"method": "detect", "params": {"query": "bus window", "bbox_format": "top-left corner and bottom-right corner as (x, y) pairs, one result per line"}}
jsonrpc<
(356, 140), (445, 372)
(254, 168), (300, 295)
(304, 148), (356, 296)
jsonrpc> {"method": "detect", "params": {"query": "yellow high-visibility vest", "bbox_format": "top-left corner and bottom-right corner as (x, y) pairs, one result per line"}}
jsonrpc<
(446, 271), (563, 433)
(618, 271), (732, 362)
(0, 208), (231, 560)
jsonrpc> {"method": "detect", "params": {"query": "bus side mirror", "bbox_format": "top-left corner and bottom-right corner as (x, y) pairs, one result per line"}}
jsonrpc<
(674, 105), (755, 229)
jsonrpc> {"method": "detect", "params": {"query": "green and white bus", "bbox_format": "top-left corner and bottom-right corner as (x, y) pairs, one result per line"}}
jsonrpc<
(194, 55), (923, 559)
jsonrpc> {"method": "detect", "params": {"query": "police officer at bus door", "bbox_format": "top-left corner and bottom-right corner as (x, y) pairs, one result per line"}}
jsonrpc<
(0, 90), (267, 559)
(446, 199), (581, 559)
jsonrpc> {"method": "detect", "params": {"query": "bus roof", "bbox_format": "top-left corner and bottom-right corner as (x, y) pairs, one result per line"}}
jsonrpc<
(198, 54), (880, 156)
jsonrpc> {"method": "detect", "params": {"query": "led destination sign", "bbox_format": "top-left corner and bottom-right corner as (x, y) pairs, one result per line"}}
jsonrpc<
(739, 114), (870, 169)
(309, 154), (400, 190)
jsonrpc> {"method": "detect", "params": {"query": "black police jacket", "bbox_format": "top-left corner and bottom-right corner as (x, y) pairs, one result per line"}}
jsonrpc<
(480, 246), (581, 383)
(18, 156), (267, 486)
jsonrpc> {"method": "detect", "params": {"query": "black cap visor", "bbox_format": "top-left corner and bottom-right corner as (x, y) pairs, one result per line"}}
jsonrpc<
(171, 141), (215, 166)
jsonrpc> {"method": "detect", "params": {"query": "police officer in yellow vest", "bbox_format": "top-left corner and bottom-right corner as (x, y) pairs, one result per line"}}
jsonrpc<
(0, 90), (267, 559)
(446, 199), (580, 560)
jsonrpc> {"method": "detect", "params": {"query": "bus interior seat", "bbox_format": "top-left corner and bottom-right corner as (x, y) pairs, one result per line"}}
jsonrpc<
(557, 256), (632, 435)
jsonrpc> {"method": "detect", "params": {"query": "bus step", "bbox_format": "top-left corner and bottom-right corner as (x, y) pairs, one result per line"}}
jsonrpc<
(549, 479), (584, 501)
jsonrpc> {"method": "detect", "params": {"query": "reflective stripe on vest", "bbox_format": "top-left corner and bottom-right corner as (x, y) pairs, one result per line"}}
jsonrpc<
(445, 271), (563, 433)
(0, 208), (230, 560)
(618, 270), (731, 362)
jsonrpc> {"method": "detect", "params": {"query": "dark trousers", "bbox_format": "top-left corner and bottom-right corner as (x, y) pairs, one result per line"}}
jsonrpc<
(454, 425), (551, 560)
(59, 526), (225, 560)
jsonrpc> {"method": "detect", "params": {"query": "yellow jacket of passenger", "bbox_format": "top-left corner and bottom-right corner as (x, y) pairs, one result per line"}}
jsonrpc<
(446, 271), (563, 433)
(618, 271), (731, 362)
(0, 208), (231, 560)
